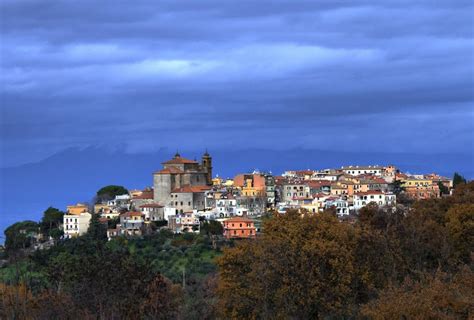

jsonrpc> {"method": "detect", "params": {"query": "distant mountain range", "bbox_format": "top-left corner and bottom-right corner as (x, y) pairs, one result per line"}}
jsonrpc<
(1, 146), (472, 241)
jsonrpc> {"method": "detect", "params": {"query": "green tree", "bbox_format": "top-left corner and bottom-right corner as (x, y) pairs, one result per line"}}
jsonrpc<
(86, 213), (108, 243)
(40, 207), (64, 238)
(95, 185), (128, 203)
(4, 221), (39, 252)
(438, 181), (449, 195)
(200, 220), (223, 236)
(453, 172), (467, 188)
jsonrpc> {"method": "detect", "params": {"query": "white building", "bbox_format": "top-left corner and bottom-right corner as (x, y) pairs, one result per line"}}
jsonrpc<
(164, 207), (177, 221)
(325, 198), (350, 216)
(107, 194), (131, 208)
(168, 213), (200, 233)
(216, 197), (237, 217)
(63, 212), (92, 238)
(353, 191), (396, 210)
(139, 203), (165, 222)
(342, 166), (383, 176)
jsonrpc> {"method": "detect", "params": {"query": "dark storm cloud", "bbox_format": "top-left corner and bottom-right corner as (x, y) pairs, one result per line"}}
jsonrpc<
(1, 0), (473, 166)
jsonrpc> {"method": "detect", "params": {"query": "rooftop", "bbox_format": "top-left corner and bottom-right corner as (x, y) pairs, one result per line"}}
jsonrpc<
(162, 154), (198, 165)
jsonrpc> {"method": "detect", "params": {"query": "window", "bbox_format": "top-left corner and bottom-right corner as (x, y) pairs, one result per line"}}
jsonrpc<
(240, 223), (242, 227)
(188, 202), (191, 206)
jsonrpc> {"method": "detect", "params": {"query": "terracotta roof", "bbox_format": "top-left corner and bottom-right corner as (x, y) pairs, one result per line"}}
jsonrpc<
(224, 216), (254, 223)
(306, 181), (331, 187)
(133, 191), (154, 199)
(154, 167), (184, 174)
(312, 193), (329, 199)
(162, 156), (198, 165)
(120, 211), (143, 217)
(139, 203), (164, 208)
(295, 170), (314, 175)
(171, 185), (212, 193)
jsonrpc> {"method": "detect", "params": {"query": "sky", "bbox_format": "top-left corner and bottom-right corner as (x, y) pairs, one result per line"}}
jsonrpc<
(0, 0), (474, 241)
(1, 0), (473, 168)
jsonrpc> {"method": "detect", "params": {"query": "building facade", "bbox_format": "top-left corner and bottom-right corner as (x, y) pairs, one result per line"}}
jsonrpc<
(223, 216), (257, 239)
(63, 212), (91, 238)
(153, 152), (213, 207)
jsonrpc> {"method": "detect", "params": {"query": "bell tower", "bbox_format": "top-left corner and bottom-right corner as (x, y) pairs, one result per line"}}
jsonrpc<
(202, 150), (212, 185)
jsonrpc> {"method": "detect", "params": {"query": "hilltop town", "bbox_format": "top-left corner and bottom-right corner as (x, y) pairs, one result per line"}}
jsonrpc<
(59, 151), (457, 242)
(1, 151), (472, 319)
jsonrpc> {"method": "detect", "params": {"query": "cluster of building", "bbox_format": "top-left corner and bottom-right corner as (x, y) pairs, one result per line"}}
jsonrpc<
(62, 152), (454, 241)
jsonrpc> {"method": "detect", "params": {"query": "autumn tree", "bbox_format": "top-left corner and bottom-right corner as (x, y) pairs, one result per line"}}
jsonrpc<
(445, 204), (474, 264)
(217, 210), (357, 319)
(361, 267), (474, 319)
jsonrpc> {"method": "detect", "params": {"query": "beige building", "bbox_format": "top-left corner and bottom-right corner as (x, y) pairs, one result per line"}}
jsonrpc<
(63, 212), (91, 238)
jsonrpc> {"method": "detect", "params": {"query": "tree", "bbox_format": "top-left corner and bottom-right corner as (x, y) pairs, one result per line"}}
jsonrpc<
(453, 172), (467, 188)
(438, 181), (449, 195)
(4, 221), (39, 252)
(40, 207), (64, 239)
(86, 213), (108, 243)
(95, 185), (128, 203)
(445, 204), (474, 264)
(361, 268), (474, 319)
(217, 210), (357, 319)
(200, 220), (223, 236)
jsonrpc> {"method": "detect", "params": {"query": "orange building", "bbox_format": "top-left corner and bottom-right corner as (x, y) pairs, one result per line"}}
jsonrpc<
(66, 203), (88, 215)
(234, 173), (266, 197)
(223, 216), (256, 239)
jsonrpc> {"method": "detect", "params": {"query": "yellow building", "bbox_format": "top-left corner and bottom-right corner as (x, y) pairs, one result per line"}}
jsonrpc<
(241, 179), (266, 197)
(67, 203), (88, 215)
(223, 179), (234, 187)
(401, 178), (433, 188)
(401, 178), (440, 200)
(212, 176), (223, 186)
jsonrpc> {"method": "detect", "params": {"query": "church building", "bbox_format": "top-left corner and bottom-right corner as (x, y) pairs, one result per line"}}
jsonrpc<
(153, 152), (213, 212)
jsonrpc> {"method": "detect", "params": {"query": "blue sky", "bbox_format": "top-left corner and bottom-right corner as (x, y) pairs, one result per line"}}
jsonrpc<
(1, 0), (473, 166)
